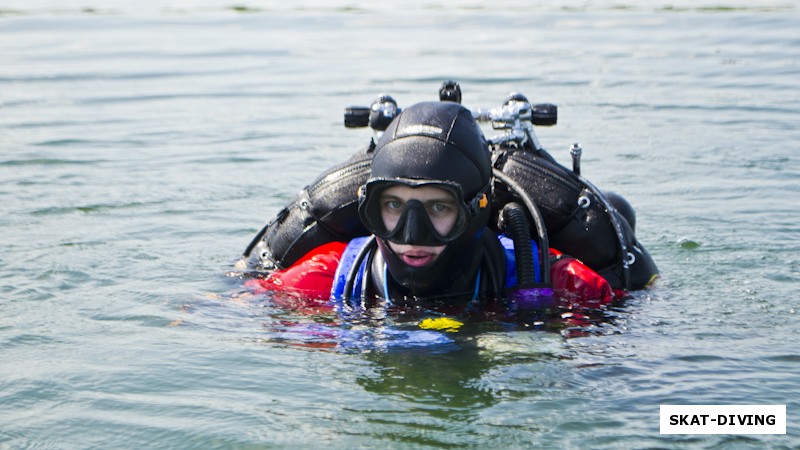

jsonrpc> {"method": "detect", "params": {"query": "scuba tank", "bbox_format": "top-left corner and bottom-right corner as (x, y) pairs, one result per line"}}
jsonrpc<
(483, 90), (657, 290)
(242, 145), (374, 271)
(241, 83), (658, 290)
(242, 96), (399, 271)
(493, 141), (658, 290)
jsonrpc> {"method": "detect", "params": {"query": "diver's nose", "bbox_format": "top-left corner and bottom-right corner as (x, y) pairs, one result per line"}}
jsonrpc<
(400, 204), (433, 245)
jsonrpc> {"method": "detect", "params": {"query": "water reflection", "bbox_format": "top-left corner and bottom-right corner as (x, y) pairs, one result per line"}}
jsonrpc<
(358, 344), (499, 411)
(183, 276), (630, 349)
(180, 285), (618, 413)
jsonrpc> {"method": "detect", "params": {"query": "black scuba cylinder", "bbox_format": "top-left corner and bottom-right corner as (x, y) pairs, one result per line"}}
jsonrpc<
(494, 146), (658, 290)
(242, 143), (375, 270)
(605, 191), (636, 232)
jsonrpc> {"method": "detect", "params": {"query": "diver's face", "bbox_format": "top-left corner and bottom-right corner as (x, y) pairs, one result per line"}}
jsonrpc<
(379, 184), (458, 268)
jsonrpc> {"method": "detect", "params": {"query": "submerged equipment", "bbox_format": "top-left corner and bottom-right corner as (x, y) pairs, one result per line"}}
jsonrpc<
(242, 81), (658, 292)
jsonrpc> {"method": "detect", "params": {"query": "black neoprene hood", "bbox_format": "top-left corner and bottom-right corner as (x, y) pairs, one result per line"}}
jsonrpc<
(359, 101), (494, 297)
(369, 101), (491, 200)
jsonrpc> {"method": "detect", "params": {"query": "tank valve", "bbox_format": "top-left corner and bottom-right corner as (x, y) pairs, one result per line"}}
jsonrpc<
(439, 80), (462, 104)
(368, 94), (399, 131)
(570, 143), (582, 176)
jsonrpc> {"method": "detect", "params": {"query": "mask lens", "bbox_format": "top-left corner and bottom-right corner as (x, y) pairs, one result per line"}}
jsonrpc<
(359, 180), (469, 245)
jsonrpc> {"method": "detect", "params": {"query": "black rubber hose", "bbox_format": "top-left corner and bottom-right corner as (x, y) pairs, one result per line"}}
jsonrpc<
(342, 235), (377, 303)
(501, 202), (537, 288)
(493, 169), (551, 284)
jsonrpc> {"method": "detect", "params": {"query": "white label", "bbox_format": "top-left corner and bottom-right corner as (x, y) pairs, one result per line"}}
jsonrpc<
(660, 405), (786, 434)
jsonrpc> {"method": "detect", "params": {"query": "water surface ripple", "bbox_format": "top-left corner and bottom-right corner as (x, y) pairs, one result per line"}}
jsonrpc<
(1, 1), (799, 448)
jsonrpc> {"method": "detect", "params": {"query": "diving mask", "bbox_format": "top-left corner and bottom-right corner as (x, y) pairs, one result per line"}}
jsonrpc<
(358, 179), (489, 247)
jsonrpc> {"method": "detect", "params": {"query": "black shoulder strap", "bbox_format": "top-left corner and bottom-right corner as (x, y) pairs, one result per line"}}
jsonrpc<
(479, 229), (507, 297)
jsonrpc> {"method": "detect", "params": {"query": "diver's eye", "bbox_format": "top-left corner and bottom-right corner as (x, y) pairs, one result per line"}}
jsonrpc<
(430, 203), (449, 214)
(427, 202), (456, 218)
(383, 199), (403, 211)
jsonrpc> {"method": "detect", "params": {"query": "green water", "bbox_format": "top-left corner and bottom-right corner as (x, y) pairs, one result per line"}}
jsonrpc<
(1, 1), (799, 448)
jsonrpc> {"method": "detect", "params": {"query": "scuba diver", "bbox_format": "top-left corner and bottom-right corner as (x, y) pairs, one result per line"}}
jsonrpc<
(243, 100), (618, 317)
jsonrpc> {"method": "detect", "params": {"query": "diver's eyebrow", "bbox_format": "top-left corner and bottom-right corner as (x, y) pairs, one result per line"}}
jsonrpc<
(425, 197), (457, 204)
(425, 193), (458, 202)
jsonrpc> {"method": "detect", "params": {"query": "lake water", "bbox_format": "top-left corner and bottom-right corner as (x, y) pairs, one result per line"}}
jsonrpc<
(2, 1), (799, 448)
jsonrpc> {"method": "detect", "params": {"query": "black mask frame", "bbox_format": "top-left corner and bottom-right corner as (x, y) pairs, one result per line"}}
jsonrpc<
(358, 178), (490, 246)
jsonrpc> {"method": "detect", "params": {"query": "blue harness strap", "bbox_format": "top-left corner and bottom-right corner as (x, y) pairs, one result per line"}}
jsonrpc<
(330, 236), (371, 302)
(332, 234), (541, 303)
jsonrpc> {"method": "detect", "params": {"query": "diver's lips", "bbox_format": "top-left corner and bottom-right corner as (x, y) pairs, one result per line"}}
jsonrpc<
(399, 252), (436, 267)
